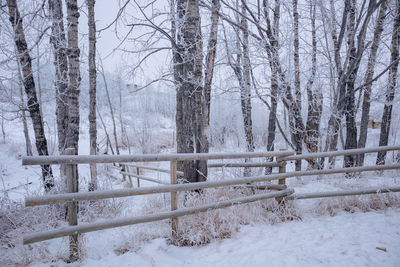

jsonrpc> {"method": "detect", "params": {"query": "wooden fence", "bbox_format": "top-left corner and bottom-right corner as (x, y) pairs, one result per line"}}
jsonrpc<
(21, 145), (400, 261)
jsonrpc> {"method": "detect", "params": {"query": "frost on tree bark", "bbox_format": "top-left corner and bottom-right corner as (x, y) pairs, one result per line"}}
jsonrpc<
(256, 0), (315, 167)
(172, 0), (185, 171)
(292, 0), (302, 171)
(201, 0), (220, 178)
(305, 1), (322, 167)
(17, 58), (33, 156)
(174, 0), (206, 183)
(323, 0), (380, 168)
(223, 2), (255, 176)
(343, 0), (358, 169)
(49, 0), (69, 155)
(88, 0), (97, 191)
(377, 1), (400, 165)
(65, 0), (81, 153)
(343, 0), (379, 168)
(264, 1), (280, 174)
(357, 0), (387, 166)
(240, 4), (255, 176)
(6, 0), (54, 191)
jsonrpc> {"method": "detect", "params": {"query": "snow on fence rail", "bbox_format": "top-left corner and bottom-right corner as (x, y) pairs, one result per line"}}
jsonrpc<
(25, 163), (400, 206)
(280, 145), (400, 161)
(21, 151), (294, 165)
(21, 146), (400, 262)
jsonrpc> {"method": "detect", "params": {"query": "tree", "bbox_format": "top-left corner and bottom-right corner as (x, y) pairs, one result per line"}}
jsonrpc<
(178, 0), (205, 183)
(88, 0), (97, 190)
(377, 1), (400, 165)
(6, 0), (54, 191)
(223, 1), (255, 176)
(49, 0), (69, 156)
(357, 0), (388, 166)
(65, 0), (81, 153)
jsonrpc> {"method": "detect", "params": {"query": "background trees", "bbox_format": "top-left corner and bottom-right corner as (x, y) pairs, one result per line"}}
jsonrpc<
(0, 0), (399, 191)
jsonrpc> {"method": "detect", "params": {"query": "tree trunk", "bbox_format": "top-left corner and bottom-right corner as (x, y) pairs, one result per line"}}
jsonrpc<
(7, 0), (54, 191)
(305, 1), (322, 169)
(178, 0), (205, 183)
(357, 0), (387, 166)
(240, 4), (255, 176)
(17, 61), (33, 156)
(65, 0), (81, 192)
(99, 59), (119, 155)
(343, 0), (358, 169)
(36, 45), (44, 120)
(292, 0), (302, 171)
(88, 0), (97, 191)
(49, 0), (69, 155)
(265, 73), (278, 174)
(377, 2), (400, 165)
(344, 0), (379, 168)
(200, 0), (220, 179)
(172, 0), (185, 171)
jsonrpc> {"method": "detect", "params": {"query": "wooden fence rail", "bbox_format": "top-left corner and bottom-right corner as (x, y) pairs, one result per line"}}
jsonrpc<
(23, 189), (294, 245)
(21, 146), (400, 262)
(280, 145), (400, 161)
(287, 185), (400, 200)
(22, 151), (294, 165)
(25, 163), (400, 206)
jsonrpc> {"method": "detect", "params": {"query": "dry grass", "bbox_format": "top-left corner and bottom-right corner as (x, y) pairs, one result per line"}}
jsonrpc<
(313, 192), (400, 216)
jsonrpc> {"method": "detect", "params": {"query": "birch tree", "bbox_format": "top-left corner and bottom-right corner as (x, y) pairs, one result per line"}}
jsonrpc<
(6, 0), (54, 191)
(88, 0), (97, 190)
(65, 0), (81, 153)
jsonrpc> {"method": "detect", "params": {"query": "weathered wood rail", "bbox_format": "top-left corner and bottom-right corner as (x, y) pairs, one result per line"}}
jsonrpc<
(21, 145), (400, 262)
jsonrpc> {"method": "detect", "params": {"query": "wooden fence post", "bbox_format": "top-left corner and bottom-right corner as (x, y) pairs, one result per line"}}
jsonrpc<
(65, 148), (78, 262)
(276, 155), (287, 203)
(136, 167), (140, 187)
(170, 161), (178, 240)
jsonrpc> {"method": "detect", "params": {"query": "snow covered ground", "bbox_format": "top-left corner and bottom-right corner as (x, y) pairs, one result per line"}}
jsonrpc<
(78, 210), (400, 267)
(1, 131), (400, 266)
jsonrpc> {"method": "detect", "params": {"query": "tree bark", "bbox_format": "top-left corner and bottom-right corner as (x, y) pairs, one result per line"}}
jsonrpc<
(176, 0), (205, 183)
(200, 0), (220, 179)
(65, 0), (81, 153)
(49, 0), (69, 155)
(344, 0), (379, 168)
(17, 57), (33, 156)
(88, 0), (97, 191)
(7, 0), (54, 191)
(99, 60), (119, 155)
(377, 2), (400, 165)
(240, 3), (255, 176)
(292, 0), (302, 171)
(305, 1), (322, 168)
(172, 0), (185, 171)
(357, 0), (387, 166)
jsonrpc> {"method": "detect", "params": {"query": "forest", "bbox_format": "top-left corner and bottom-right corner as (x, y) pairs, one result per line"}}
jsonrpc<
(0, 0), (400, 266)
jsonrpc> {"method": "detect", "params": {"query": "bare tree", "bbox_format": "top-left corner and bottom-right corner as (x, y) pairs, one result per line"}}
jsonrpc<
(305, 0), (322, 159)
(377, 1), (400, 165)
(17, 58), (33, 156)
(99, 58), (120, 155)
(179, 0), (205, 183)
(357, 0), (388, 166)
(88, 0), (97, 190)
(65, 0), (81, 153)
(49, 0), (69, 155)
(6, 0), (54, 191)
